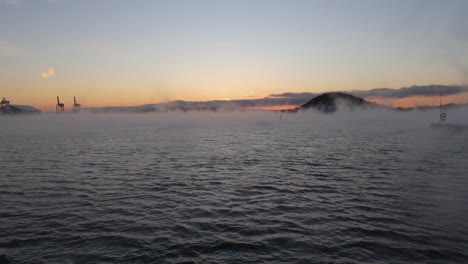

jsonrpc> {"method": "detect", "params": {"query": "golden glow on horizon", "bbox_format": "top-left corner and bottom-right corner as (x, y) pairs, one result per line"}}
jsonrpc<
(7, 93), (468, 112)
(5, 76), (468, 112)
(244, 105), (299, 111)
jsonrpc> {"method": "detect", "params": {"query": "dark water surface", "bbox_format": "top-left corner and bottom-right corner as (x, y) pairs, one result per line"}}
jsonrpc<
(1, 112), (468, 263)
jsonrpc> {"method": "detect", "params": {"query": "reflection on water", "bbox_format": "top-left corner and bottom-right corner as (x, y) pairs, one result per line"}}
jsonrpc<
(1, 111), (468, 263)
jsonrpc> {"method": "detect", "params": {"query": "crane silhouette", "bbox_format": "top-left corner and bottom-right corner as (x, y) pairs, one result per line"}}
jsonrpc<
(56, 96), (64, 113)
(73, 96), (81, 113)
(1, 97), (10, 113)
(1, 97), (10, 108)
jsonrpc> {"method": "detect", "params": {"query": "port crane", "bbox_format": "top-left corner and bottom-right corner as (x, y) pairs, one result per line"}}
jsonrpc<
(73, 96), (81, 113)
(1, 97), (10, 113)
(1, 97), (9, 108)
(56, 96), (64, 113)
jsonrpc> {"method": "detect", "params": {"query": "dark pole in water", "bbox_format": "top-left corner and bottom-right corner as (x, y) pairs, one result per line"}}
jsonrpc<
(439, 90), (446, 123)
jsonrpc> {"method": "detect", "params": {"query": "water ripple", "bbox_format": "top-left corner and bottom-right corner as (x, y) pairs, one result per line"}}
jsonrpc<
(1, 113), (468, 263)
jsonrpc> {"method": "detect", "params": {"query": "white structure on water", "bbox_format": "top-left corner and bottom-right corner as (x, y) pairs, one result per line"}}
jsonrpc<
(1, 97), (41, 114)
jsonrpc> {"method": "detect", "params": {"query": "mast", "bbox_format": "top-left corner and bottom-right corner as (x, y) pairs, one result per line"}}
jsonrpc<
(439, 90), (446, 123)
(439, 90), (442, 115)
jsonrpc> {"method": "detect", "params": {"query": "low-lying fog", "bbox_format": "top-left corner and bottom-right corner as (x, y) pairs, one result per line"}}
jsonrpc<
(1, 108), (467, 135)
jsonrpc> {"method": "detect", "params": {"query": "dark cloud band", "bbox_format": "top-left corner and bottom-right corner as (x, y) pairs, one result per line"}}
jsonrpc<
(350, 85), (468, 99)
(162, 85), (468, 109)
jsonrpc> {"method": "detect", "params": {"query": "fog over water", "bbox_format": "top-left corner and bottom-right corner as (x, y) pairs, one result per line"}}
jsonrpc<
(1, 110), (468, 263)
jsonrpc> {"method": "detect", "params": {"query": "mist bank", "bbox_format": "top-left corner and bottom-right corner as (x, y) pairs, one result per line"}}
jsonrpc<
(84, 90), (468, 114)
(2, 107), (467, 137)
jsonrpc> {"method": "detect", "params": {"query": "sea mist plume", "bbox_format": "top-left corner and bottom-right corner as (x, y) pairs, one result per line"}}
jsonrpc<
(140, 93), (313, 111)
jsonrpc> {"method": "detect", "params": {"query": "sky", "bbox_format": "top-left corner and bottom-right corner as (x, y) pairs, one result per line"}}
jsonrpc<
(1, 0), (468, 110)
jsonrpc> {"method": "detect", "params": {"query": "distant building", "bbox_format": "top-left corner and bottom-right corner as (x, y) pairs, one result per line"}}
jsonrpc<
(1, 98), (41, 114)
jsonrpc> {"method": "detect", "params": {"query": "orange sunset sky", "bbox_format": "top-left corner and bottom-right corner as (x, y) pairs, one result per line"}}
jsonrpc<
(1, 1), (468, 111)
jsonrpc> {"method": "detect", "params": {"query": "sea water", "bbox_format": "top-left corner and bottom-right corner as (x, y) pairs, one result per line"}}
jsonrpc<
(1, 110), (468, 263)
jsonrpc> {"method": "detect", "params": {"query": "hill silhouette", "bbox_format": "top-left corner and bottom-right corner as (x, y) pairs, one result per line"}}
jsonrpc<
(290, 92), (374, 113)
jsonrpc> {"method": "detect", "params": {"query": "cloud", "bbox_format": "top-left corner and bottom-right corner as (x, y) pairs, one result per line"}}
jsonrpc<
(269, 92), (316, 99)
(5, 0), (20, 5)
(164, 94), (314, 109)
(268, 86), (468, 101)
(4, 0), (59, 5)
(351, 85), (468, 99)
(0, 40), (20, 56)
(40, 67), (55, 79)
(244, 92), (256, 98)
